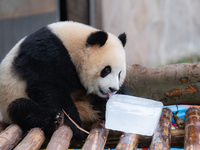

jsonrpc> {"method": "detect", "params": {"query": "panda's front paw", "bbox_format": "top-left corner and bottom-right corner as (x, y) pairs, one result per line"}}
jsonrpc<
(43, 111), (64, 138)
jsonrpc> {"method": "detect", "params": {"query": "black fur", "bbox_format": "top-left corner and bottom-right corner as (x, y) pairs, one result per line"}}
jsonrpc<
(118, 33), (126, 47)
(8, 98), (63, 138)
(117, 84), (131, 95)
(10, 27), (84, 139)
(86, 31), (108, 47)
(100, 66), (111, 78)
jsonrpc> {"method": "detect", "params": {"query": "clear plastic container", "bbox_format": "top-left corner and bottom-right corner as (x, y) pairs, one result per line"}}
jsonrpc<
(105, 94), (163, 136)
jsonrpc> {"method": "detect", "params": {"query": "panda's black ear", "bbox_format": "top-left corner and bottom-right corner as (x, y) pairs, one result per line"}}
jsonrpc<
(87, 31), (108, 47)
(118, 33), (126, 47)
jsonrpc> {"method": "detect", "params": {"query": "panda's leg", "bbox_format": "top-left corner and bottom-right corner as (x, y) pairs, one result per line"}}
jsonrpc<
(27, 86), (84, 139)
(7, 98), (63, 138)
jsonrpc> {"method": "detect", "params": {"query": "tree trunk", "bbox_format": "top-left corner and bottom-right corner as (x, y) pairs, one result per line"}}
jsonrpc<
(126, 63), (200, 105)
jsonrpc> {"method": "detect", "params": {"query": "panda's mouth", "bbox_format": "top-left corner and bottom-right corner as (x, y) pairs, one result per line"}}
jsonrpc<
(99, 87), (111, 98)
(99, 87), (107, 95)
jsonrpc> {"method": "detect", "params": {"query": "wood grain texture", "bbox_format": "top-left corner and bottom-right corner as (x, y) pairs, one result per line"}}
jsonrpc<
(126, 63), (200, 105)
(184, 107), (200, 150)
(115, 133), (138, 150)
(0, 124), (22, 150)
(14, 128), (45, 150)
(82, 120), (109, 150)
(46, 125), (73, 150)
(150, 107), (172, 150)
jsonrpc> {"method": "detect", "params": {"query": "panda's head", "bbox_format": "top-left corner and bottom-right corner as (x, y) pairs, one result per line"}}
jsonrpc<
(48, 22), (126, 98)
(80, 31), (127, 98)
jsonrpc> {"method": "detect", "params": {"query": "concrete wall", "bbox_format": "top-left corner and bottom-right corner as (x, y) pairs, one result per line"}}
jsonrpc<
(102, 0), (200, 66)
(0, 0), (58, 61)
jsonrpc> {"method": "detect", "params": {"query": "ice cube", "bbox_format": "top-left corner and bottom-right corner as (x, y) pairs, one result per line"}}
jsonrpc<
(105, 94), (163, 136)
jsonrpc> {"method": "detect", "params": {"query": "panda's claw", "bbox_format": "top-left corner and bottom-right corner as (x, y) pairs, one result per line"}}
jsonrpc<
(56, 113), (61, 119)
(54, 112), (64, 128)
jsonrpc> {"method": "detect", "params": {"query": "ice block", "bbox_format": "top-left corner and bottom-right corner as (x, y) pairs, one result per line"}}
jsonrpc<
(105, 94), (163, 136)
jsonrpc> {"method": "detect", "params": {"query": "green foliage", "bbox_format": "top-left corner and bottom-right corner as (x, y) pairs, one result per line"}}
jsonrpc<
(175, 56), (200, 64)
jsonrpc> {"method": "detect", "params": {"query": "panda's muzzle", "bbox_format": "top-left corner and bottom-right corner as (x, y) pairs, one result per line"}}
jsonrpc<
(99, 87), (117, 98)
(99, 87), (107, 95)
(109, 87), (117, 93)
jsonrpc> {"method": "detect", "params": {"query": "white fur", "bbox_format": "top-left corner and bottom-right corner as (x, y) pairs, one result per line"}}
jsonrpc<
(49, 21), (126, 98)
(0, 37), (28, 123)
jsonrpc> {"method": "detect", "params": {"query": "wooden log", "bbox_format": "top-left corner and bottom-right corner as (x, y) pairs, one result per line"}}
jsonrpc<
(184, 107), (200, 150)
(171, 129), (184, 148)
(0, 124), (22, 150)
(46, 125), (73, 150)
(126, 63), (200, 105)
(106, 129), (184, 148)
(115, 133), (138, 150)
(82, 120), (109, 150)
(150, 107), (172, 150)
(138, 129), (184, 148)
(14, 128), (45, 150)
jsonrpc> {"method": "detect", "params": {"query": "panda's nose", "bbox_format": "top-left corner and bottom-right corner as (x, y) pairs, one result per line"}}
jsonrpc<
(109, 87), (118, 93)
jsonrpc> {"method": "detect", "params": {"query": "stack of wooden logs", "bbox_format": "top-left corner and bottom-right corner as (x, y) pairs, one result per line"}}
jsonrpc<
(0, 107), (200, 149)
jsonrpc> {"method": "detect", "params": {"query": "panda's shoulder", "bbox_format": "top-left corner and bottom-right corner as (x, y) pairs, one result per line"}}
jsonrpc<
(18, 26), (68, 61)
(21, 27), (63, 49)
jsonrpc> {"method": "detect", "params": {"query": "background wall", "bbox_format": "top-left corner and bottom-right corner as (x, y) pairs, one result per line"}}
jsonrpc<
(101, 0), (200, 66)
(0, 0), (58, 61)
(1, 0), (200, 67)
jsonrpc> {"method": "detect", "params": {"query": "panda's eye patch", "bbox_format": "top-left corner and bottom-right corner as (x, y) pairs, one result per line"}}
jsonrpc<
(118, 71), (122, 79)
(101, 66), (111, 78)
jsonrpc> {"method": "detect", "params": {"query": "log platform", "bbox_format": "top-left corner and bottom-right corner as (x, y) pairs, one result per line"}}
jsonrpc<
(1, 107), (198, 149)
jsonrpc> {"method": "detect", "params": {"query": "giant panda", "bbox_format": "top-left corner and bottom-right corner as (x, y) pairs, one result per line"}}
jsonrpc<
(0, 21), (129, 139)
